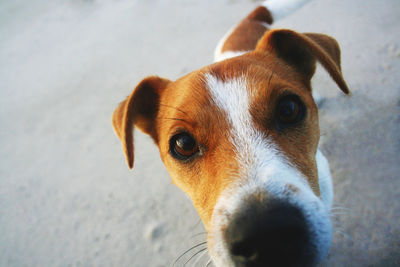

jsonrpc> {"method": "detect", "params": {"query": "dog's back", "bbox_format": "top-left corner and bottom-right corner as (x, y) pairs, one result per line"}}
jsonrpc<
(215, 0), (312, 62)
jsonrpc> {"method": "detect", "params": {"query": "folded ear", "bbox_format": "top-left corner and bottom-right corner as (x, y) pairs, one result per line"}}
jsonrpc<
(255, 29), (350, 94)
(112, 76), (171, 169)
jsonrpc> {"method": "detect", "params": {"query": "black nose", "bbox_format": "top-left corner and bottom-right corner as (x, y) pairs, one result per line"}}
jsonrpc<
(225, 198), (314, 267)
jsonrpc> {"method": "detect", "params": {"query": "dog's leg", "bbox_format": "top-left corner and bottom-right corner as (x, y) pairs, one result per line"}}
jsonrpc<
(214, 0), (312, 62)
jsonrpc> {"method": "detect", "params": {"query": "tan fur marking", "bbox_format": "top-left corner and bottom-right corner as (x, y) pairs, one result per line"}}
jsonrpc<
(221, 6), (272, 53)
(256, 29), (350, 94)
(112, 77), (171, 168)
(154, 72), (238, 226)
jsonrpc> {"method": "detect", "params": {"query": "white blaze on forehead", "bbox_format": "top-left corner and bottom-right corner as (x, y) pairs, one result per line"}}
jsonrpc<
(204, 73), (303, 181)
(205, 73), (332, 266)
(205, 73), (263, 170)
(206, 74), (262, 167)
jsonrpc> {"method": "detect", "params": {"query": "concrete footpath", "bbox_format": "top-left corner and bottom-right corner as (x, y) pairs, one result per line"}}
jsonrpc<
(0, 0), (399, 266)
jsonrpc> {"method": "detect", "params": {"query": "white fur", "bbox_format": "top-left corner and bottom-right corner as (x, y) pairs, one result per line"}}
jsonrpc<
(262, 0), (313, 21)
(215, 50), (247, 62)
(205, 74), (332, 266)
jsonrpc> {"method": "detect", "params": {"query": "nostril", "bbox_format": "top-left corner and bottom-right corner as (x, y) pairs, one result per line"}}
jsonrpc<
(231, 241), (250, 257)
(225, 215), (259, 261)
(227, 226), (257, 262)
(231, 239), (258, 260)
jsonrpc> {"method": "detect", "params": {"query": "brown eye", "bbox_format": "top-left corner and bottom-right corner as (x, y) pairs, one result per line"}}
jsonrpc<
(169, 133), (199, 160)
(276, 95), (305, 126)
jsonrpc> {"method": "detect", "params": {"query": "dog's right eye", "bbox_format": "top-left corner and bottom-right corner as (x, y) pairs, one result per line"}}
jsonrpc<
(275, 94), (306, 129)
(169, 133), (199, 160)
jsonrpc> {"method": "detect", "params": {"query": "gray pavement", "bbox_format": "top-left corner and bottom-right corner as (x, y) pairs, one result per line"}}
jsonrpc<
(0, 0), (399, 266)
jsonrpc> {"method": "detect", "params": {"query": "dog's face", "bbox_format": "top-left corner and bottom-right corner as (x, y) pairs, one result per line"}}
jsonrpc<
(112, 30), (349, 266)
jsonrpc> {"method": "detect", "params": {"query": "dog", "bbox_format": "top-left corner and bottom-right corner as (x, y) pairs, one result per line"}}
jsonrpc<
(112, 0), (349, 266)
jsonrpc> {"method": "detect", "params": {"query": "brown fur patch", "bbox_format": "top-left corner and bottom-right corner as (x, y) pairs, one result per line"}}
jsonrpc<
(112, 24), (350, 227)
(221, 6), (272, 53)
(154, 72), (239, 226)
(256, 29), (350, 94)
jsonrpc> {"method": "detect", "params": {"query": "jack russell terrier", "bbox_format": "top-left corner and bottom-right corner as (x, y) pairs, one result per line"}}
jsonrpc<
(112, 0), (350, 266)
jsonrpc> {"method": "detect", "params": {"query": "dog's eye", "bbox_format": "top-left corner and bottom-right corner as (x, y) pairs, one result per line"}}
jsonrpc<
(169, 133), (199, 160)
(276, 95), (305, 126)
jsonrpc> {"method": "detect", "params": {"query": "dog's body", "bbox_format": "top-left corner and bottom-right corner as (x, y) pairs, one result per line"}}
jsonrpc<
(112, 0), (349, 266)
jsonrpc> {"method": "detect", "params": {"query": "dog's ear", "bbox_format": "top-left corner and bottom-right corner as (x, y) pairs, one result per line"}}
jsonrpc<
(255, 29), (350, 94)
(112, 76), (171, 169)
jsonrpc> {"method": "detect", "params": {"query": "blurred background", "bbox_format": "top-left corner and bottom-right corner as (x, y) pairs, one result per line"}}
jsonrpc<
(0, 0), (399, 266)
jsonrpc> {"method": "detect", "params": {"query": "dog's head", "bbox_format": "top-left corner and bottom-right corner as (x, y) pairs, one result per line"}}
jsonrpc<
(112, 29), (349, 266)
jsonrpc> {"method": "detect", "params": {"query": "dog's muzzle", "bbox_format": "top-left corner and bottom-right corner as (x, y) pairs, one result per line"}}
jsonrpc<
(224, 198), (315, 267)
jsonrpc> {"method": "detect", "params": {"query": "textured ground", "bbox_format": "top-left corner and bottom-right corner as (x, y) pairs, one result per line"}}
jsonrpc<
(0, 0), (399, 266)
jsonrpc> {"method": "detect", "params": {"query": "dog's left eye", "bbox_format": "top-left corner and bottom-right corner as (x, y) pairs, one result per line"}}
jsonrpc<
(169, 133), (199, 160)
(276, 95), (306, 126)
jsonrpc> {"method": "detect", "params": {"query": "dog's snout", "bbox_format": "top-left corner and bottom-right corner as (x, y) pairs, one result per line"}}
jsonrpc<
(225, 199), (314, 267)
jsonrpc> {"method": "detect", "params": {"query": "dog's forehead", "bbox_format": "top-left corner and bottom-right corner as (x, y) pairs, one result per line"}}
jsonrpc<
(163, 57), (276, 116)
(159, 55), (312, 138)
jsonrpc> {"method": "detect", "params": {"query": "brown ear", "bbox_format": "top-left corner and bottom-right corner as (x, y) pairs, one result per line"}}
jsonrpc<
(112, 76), (171, 169)
(255, 29), (350, 94)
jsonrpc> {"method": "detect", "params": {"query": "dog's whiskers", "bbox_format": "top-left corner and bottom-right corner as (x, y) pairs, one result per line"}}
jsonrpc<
(331, 214), (352, 242)
(192, 249), (209, 266)
(190, 232), (207, 239)
(331, 205), (351, 211)
(189, 219), (203, 231)
(205, 258), (213, 267)
(331, 210), (350, 215)
(331, 212), (349, 217)
(330, 205), (351, 220)
(183, 248), (208, 266)
(172, 242), (207, 267)
(335, 229), (352, 241)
